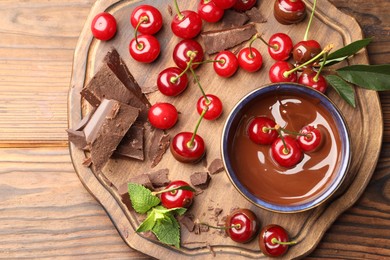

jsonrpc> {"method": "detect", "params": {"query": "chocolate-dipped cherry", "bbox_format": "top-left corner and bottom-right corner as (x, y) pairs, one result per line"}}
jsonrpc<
(157, 67), (189, 96)
(273, 0), (306, 25)
(213, 0), (237, 9)
(233, 0), (257, 12)
(170, 108), (208, 163)
(91, 12), (117, 41)
(238, 34), (263, 72)
(259, 224), (297, 257)
(173, 39), (204, 70)
(198, 0), (224, 23)
(271, 135), (303, 168)
(148, 102), (178, 130)
(214, 50), (239, 78)
(297, 125), (323, 152)
(130, 5), (163, 35)
(269, 61), (297, 83)
(197, 94), (223, 120)
(298, 68), (327, 93)
(248, 116), (278, 145)
(129, 34), (160, 63)
(171, 0), (202, 39)
(160, 180), (195, 209)
(225, 208), (260, 243)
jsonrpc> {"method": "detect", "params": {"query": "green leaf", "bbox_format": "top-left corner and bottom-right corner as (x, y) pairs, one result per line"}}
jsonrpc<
(324, 38), (372, 66)
(325, 75), (356, 107)
(127, 183), (160, 214)
(153, 205), (187, 216)
(136, 210), (156, 233)
(152, 213), (181, 248)
(336, 64), (390, 91)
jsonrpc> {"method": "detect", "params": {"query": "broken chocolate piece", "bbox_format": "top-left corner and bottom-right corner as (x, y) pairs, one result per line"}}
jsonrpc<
(190, 172), (211, 190)
(74, 110), (95, 131)
(83, 99), (139, 172)
(118, 182), (132, 211)
(208, 158), (224, 175)
(178, 215), (195, 232)
(147, 168), (170, 187)
(82, 157), (92, 167)
(221, 9), (249, 28)
(245, 7), (267, 23)
(128, 174), (154, 190)
(201, 23), (257, 54)
(66, 129), (87, 149)
(147, 128), (171, 168)
(115, 124), (144, 161)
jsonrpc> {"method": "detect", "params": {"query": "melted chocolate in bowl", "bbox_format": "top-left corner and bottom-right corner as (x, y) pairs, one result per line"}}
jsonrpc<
(222, 84), (350, 212)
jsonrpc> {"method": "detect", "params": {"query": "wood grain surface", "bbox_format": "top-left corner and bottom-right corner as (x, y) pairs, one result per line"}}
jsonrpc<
(0, 0), (389, 259)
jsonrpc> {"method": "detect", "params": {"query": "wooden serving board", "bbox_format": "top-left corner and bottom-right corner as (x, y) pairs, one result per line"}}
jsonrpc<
(68, 0), (383, 259)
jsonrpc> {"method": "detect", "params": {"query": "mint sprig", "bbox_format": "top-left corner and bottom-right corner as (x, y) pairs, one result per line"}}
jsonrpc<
(128, 183), (160, 214)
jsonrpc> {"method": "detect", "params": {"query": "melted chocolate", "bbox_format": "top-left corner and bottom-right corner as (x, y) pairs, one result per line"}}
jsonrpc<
(229, 92), (342, 206)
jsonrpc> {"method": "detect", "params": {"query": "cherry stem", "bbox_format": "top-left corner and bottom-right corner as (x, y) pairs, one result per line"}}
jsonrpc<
(199, 222), (240, 230)
(263, 125), (308, 138)
(304, 0), (317, 41)
(314, 52), (328, 82)
(283, 44), (334, 78)
(257, 34), (278, 50)
(271, 238), (297, 246)
(170, 51), (197, 83)
(275, 125), (289, 154)
(173, 0), (184, 20)
(187, 106), (208, 148)
(134, 16), (149, 49)
(192, 59), (223, 65)
(248, 33), (259, 58)
(190, 66), (210, 104)
(151, 185), (195, 196)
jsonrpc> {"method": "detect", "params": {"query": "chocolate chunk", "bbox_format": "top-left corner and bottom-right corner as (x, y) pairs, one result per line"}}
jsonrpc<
(74, 110), (95, 131)
(82, 157), (92, 167)
(128, 174), (154, 190)
(104, 49), (150, 105)
(201, 23), (257, 54)
(83, 99), (139, 172)
(178, 215), (195, 232)
(190, 172), (211, 190)
(245, 7), (267, 23)
(66, 129), (87, 149)
(147, 168), (170, 187)
(117, 182), (132, 211)
(221, 9), (249, 28)
(115, 124), (144, 161)
(208, 158), (224, 175)
(147, 128), (170, 168)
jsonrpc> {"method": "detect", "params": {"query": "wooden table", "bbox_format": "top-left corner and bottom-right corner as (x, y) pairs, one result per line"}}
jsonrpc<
(1, 0), (389, 259)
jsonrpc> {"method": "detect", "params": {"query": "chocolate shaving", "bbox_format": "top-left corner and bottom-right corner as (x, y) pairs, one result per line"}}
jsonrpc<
(201, 23), (257, 54)
(245, 7), (267, 23)
(208, 158), (224, 175)
(147, 128), (171, 168)
(190, 172), (211, 190)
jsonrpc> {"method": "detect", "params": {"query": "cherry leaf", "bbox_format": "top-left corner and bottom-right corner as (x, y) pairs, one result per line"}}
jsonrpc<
(323, 38), (373, 66)
(336, 64), (390, 91)
(325, 75), (356, 107)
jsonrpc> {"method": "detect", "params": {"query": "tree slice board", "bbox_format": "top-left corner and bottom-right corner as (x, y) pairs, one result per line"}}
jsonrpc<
(68, 0), (383, 259)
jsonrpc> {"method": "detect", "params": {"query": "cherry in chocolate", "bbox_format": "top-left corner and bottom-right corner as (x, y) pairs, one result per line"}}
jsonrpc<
(297, 125), (323, 152)
(248, 116), (278, 145)
(271, 135), (303, 168)
(273, 0), (306, 25)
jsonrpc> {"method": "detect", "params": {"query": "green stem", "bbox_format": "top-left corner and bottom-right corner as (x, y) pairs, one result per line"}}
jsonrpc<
(151, 185), (195, 196)
(275, 125), (289, 154)
(170, 51), (197, 83)
(187, 107), (208, 148)
(304, 0), (317, 41)
(283, 44), (333, 78)
(314, 52), (328, 82)
(248, 33), (259, 58)
(192, 59), (223, 65)
(190, 67), (209, 103)
(199, 222), (240, 230)
(271, 238), (297, 246)
(257, 34), (277, 50)
(134, 16), (148, 49)
(173, 0), (184, 20)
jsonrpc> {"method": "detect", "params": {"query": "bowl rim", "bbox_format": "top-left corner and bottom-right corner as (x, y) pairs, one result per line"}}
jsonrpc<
(221, 82), (351, 213)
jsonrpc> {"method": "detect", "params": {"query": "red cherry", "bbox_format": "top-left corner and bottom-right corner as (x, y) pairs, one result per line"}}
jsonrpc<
(213, 0), (237, 9)
(91, 12), (117, 41)
(238, 47), (263, 72)
(171, 10), (202, 39)
(148, 103), (178, 130)
(273, 0), (306, 25)
(157, 67), (189, 96)
(297, 125), (323, 152)
(173, 39), (204, 70)
(225, 208), (260, 243)
(247, 117), (278, 145)
(198, 0), (224, 23)
(268, 33), (293, 61)
(213, 51), (239, 78)
(292, 40), (322, 64)
(130, 5), (163, 35)
(197, 94), (223, 120)
(170, 132), (206, 163)
(160, 180), (194, 209)
(271, 136), (303, 168)
(298, 68), (328, 93)
(129, 34), (160, 63)
(233, 0), (257, 12)
(269, 61), (297, 83)
(259, 224), (296, 257)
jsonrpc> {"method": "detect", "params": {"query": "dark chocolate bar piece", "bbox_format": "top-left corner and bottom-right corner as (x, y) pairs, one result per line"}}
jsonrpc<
(245, 7), (267, 24)
(66, 129), (87, 149)
(201, 23), (257, 54)
(83, 99), (139, 172)
(146, 127), (171, 168)
(115, 124), (144, 161)
(221, 9), (249, 28)
(147, 168), (170, 187)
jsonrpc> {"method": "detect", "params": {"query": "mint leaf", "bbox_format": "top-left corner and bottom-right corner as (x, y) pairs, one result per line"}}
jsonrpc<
(153, 205), (187, 216)
(324, 38), (372, 66)
(336, 64), (390, 91)
(325, 75), (356, 107)
(136, 210), (156, 232)
(127, 183), (160, 214)
(152, 213), (181, 248)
